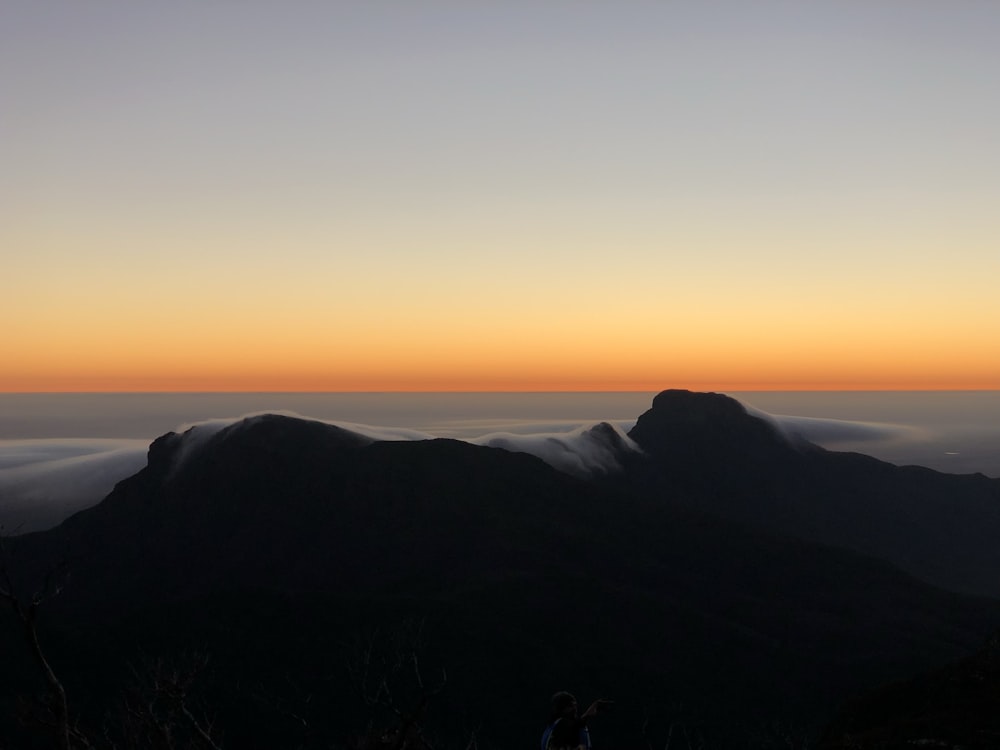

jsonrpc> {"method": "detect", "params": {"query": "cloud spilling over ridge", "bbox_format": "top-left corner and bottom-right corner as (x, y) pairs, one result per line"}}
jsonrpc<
(166, 413), (640, 479)
(164, 412), (434, 471)
(173, 413), (436, 444)
(419, 418), (638, 439)
(472, 422), (640, 477)
(0, 414), (643, 534)
(763, 413), (920, 446)
(0, 405), (957, 535)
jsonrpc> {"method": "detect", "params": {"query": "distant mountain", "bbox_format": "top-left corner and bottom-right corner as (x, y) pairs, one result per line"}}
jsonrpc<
(625, 390), (1000, 598)
(4, 393), (1000, 748)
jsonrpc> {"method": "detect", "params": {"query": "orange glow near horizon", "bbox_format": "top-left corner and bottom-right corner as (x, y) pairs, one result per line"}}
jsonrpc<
(6, 4), (1000, 395)
(5, 299), (999, 392)
(4, 363), (998, 394)
(6, 299), (999, 392)
(7, 298), (998, 392)
(4, 383), (999, 393)
(7, 269), (999, 393)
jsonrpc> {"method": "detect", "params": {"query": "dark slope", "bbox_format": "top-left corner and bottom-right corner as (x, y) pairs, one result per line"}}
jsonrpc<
(819, 631), (1000, 749)
(626, 390), (1000, 597)
(23, 415), (611, 611)
(4, 408), (1000, 747)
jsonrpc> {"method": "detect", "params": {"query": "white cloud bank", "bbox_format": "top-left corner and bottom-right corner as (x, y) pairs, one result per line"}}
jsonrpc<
(750, 411), (920, 446)
(0, 414), (641, 534)
(1, 406), (991, 535)
(471, 422), (640, 477)
(164, 414), (639, 478)
(0, 439), (149, 533)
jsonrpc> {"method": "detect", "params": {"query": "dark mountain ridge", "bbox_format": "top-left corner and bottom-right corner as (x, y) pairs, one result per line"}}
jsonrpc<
(624, 389), (1000, 598)
(3, 392), (1000, 748)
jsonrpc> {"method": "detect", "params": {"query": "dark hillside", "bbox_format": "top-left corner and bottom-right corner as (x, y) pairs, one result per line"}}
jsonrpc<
(3, 402), (1000, 747)
(819, 630), (1000, 749)
(626, 390), (1000, 597)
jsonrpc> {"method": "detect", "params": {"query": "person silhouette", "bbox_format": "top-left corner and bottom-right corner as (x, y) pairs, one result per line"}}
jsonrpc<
(540, 692), (613, 750)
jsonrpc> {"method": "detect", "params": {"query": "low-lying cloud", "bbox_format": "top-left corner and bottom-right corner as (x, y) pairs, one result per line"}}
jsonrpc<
(2, 403), (993, 535)
(167, 414), (639, 478)
(0, 439), (148, 534)
(763, 414), (920, 446)
(472, 422), (640, 477)
(0, 415), (641, 534)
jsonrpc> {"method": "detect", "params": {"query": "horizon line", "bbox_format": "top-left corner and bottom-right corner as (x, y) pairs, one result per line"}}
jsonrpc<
(2, 387), (999, 395)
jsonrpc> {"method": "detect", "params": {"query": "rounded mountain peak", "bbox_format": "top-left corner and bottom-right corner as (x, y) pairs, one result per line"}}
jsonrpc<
(628, 389), (793, 462)
(649, 389), (750, 420)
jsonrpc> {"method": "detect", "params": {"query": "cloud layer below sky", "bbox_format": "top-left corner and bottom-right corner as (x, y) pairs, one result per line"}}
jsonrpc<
(0, 415), (644, 533)
(0, 439), (148, 533)
(3, 397), (997, 535)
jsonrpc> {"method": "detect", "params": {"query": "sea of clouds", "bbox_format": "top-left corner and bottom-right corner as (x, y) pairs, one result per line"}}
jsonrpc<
(0, 414), (645, 533)
(2, 395), (997, 534)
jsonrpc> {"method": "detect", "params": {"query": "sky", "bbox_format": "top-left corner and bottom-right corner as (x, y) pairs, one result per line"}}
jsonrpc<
(3, 1), (999, 392)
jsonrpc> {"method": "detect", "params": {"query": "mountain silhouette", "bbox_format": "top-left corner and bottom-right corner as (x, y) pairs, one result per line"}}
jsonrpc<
(3, 393), (1000, 748)
(625, 389), (1000, 598)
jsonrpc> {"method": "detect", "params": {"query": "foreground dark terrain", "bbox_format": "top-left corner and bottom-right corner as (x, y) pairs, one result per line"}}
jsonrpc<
(3, 390), (1000, 748)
